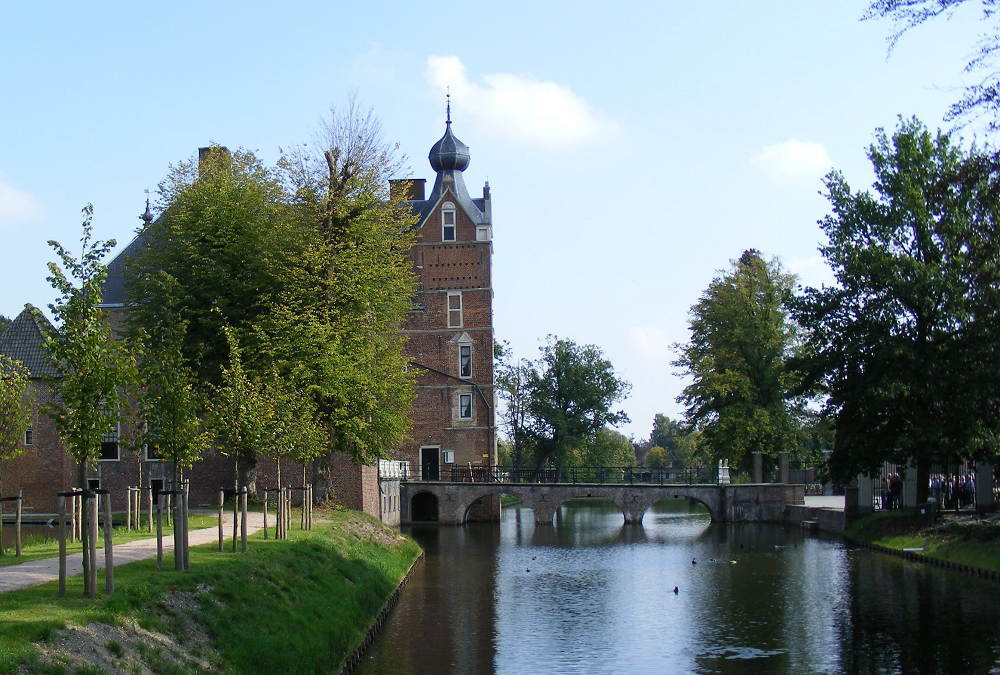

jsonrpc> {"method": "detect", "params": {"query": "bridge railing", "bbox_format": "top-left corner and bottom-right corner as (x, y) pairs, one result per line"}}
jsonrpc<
(426, 465), (715, 485)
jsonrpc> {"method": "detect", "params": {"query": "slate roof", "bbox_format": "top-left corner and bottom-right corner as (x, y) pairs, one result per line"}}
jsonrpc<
(409, 122), (487, 228)
(101, 229), (153, 306)
(0, 304), (59, 378)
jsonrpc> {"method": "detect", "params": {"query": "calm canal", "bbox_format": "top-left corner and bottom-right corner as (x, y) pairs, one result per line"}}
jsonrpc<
(358, 499), (1000, 675)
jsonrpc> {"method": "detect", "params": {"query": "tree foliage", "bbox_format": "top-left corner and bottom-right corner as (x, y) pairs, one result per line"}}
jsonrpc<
(0, 355), (35, 555)
(866, 0), (1000, 129)
(497, 337), (629, 468)
(576, 428), (636, 467)
(792, 117), (1000, 502)
(674, 250), (801, 470)
(44, 206), (135, 472)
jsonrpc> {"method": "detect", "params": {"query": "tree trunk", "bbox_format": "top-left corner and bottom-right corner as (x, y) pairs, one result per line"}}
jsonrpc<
(237, 456), (257, 495)
(311, 452), (335, 503)
(0, 469), (5, 556)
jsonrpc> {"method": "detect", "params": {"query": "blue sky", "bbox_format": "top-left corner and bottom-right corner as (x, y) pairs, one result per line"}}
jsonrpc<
(0, 1), (988, 441)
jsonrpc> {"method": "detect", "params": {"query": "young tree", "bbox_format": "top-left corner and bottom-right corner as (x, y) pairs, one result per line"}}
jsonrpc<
(525, 336), (630, 468)
(793, 118), (1000, 502)
(212, 328), (268, 492)
(0, 355), (35, 555)
(495, 340), (535, 467)
(674, 250), (801, 471)
(43, 205), (134, 596)
(645, 446), (670, 469)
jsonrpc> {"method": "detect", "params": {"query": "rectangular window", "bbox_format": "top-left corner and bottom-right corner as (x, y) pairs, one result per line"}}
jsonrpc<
(460, 345), (472, 378)
(23, 428), (32, 446)
(99, 405), (119, 461)
(447, 292), (463, 328)
(442, 209), (456, 241)
(87, 478), (101, 491)
(459, 394), (473, 419)
(476, 226), (490, 241)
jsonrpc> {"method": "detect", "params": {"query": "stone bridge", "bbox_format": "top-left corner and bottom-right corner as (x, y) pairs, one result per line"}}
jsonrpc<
(399, 482), (805, 526)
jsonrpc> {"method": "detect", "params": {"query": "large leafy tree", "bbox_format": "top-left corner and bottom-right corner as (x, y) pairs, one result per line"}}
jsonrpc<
(125, 147), (318, 388)
(674, 250), (801, 471)
(43, 205), (135, 596)
(866, 0), (1000, 129)
(276, 98), (416, 494)
(793, 117), (1000, 503)
(525, 336), (630, 468)
(495, 340), (534, 467)
(0, 355), (35, 555)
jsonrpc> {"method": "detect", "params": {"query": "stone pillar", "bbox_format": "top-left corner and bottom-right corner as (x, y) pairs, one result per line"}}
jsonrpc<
(753, 453), (763, 484)
(903, 461), (918, 511)
(856, 474), (874, 514)
(779, 453), (789, 485)
(844, 486), (860, 522)
(976, 462), (996, 514)
(822, 452), (832, 495)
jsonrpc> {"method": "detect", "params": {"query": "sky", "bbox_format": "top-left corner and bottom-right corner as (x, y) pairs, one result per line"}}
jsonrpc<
(0, 1), (990, 442)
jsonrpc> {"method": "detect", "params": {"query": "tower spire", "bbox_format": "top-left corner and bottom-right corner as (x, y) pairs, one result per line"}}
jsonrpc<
(446, 86), (451, 124)
(140, 189), (153, 225)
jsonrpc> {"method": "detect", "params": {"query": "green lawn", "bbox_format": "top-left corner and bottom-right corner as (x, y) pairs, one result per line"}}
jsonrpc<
(0, 514), (218, 568)
(0, 510), (420, 674)
(845, 511), (1000, 573)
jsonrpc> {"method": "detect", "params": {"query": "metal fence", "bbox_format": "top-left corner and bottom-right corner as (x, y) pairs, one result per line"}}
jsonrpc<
(414, 465), (717, 485)
(871, 461), (998, 512)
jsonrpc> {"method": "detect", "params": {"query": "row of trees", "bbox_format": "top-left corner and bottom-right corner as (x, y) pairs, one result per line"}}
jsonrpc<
(669, 118), (1000, 501)
(33, 99), (417, 521)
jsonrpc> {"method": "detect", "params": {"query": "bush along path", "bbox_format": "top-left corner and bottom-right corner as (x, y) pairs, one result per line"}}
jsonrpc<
(844, 511), (1000, 581)
(0, 509), (422, 674)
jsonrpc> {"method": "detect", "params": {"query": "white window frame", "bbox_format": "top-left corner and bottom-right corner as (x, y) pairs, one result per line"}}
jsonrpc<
(476, 225), (490, 241)
(447, 291), (463, 328)
(459, 394), (473, 419)
(23, 428), (32, 446)
(459, 344), (472, 378)
(442, 202), (457, 241)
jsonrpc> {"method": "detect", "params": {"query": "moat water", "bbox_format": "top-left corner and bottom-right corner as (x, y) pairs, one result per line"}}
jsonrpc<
(357, 499), (1000, 675)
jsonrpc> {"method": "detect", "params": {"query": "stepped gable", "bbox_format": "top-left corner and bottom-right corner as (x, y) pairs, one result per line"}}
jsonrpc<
(0, 304), (59, 378)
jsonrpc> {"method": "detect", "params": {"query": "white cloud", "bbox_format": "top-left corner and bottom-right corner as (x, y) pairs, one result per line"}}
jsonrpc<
(425, 55), (618, 146)
(751, 140), (833, 185)
(628, 326), (672, 362)
(0, 182), (44, 224)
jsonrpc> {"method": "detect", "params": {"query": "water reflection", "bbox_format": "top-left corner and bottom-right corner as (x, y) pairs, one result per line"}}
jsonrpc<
(357, 499), (1000, 675)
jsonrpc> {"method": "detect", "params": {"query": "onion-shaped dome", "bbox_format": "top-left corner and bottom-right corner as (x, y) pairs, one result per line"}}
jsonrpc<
(428, 122), (470, 172)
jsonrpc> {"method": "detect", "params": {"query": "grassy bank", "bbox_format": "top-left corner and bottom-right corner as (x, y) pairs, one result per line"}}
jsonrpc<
(0, 509), (421, 674)
(845, 512), (1000, 573)
(0, 514), (217, 568)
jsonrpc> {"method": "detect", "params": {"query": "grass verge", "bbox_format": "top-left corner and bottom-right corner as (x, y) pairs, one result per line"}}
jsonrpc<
(0, 509), (421, 674)
(845, 511), (1000, 573)
(0, 514), (217, 568)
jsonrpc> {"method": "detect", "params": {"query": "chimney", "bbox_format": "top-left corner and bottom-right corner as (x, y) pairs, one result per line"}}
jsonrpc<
(198, 146), (230, 177)
(390, 178), (426, 201)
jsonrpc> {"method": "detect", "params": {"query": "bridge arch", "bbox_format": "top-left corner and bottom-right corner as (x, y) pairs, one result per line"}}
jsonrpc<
(411, 491), (440, 522)
(642, 494), (713, 524)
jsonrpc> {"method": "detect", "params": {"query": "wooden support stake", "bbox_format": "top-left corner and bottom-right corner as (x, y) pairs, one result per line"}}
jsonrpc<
(183, 483), (190, 570)
(156, 497), (163, 570)
(262, 489), (269, 540)
(173, 492), (182, 571)
(89, 495), (98, 598)
(15, 490), (22, 557)
(103, 493), (114, 596)
(240, 488), (248, 553)
(218, 489), (224, 552)
(126, 488), (132, 533)
(58, 495), (66, 597)
(147, 486), (153, 533)
(70, 494), (77, 544)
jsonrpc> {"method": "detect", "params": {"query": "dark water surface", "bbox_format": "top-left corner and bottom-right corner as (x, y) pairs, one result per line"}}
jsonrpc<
(357, 499), (1000, 675)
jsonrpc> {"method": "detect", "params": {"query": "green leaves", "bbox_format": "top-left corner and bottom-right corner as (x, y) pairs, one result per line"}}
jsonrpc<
(674, 250), (800, 470)
(43, 205), (134, 468)
(793, 117), (1000, 486)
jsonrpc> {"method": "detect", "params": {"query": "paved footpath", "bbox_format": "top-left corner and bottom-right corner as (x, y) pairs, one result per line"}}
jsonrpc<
(0, 512), (265, 594)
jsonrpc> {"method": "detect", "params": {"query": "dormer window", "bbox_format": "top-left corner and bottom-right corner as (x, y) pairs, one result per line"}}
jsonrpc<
(442, 202), (456, 241)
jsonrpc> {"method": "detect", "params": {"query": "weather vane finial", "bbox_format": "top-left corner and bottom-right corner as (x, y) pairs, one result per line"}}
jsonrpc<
(446, 86), (451, 124)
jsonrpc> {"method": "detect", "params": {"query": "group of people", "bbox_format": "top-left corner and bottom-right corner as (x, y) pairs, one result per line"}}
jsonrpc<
(880, 471), (980, 511)
(930, 473), (976, 510)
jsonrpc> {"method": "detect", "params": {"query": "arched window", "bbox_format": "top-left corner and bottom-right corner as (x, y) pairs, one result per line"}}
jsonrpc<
(442, 202), (456, 241)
